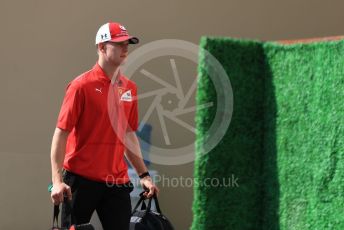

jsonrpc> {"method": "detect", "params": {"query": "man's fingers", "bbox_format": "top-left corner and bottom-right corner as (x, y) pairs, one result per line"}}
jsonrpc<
(142, 185), (159, 198)
(59, 193), (64, 203)
(147, 188), (155, 198)
(50, 183), (73, 205)
(65, 185), (72, 200)
(51, 194), (62, 205)
(53, 200), (60, 205)
(51, 193), (60, 205)
(52, 197), (58, 205)
(154, 187), (160, 196)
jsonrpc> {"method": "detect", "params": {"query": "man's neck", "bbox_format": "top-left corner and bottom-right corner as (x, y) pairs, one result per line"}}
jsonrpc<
(98, 59), (120, 83)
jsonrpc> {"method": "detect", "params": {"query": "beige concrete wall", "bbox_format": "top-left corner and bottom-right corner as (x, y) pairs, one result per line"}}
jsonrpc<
(0, 0), (343, 229)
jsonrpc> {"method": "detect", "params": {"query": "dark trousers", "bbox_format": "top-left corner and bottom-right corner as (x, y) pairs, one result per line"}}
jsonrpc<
(62, 171), (133, 230)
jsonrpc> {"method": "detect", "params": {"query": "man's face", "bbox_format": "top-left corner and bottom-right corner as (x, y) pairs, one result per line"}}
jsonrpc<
(101, 41), (129, 66)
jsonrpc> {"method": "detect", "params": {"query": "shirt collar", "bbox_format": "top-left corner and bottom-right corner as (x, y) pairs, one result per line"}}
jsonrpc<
(92, 62), (111, 83)
(92, 62), (124, 85)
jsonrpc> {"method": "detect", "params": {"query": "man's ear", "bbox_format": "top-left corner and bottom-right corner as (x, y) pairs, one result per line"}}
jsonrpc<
(98, 43), (106, 53)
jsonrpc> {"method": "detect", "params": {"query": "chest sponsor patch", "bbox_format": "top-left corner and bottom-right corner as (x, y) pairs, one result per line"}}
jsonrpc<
(120, 90), (132, 101)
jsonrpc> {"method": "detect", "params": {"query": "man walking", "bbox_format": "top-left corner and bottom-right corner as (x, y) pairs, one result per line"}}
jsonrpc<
(50, 22), (158, 230)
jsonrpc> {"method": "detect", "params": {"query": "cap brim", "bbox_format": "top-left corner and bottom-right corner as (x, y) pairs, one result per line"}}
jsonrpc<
(110, 35), (139, 44)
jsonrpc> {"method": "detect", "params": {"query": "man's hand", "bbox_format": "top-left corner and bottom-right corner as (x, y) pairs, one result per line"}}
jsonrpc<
(140, 176), (159, 198)
(51, 182), (72, 205)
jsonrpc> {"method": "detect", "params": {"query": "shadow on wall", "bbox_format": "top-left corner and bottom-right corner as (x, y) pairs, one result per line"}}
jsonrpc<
(262, 52), (280, 230)
(192, 38), (280, 229)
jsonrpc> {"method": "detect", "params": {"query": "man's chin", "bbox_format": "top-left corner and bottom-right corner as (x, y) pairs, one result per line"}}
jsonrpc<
(120, 57), (127, 66)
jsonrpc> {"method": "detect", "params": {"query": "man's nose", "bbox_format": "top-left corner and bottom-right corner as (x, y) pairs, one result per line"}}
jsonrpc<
(122, 44), (129, 52)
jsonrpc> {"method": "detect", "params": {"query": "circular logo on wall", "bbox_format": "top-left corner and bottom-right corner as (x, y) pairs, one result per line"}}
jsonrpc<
(116, 39), (233, 165)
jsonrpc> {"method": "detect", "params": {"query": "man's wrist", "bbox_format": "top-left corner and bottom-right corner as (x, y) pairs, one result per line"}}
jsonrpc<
(52, 169), (64, 184)
(139, 171), (150, 179)
(52, 178), (63, 186)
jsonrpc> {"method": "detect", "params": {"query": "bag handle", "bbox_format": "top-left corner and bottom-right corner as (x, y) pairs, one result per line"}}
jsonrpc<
(132, 191), (146, 213)
(52, 205), (60, 229)
(51, 197), (75, 229)
(146, 194), (162, 214)
(132, 191), (153, 213)
(51, 201), (94, 230)
(132, 190), (163, 215)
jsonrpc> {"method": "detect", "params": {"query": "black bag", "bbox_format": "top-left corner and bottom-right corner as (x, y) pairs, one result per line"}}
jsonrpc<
(51, 201), (94, 230)
(130, 192), (174, 230)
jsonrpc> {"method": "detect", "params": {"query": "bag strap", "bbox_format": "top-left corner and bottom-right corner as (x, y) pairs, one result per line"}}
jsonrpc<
(153, 194), (162, 214)
(133, 191), (163, 214)
(52, 205), (60, 229)
(146, 194), (162, 214)
(51, 197), (76, 229)
(132, 192), (147, 213)
(52, 203), (94, 230)
(62, 197), (75, 228)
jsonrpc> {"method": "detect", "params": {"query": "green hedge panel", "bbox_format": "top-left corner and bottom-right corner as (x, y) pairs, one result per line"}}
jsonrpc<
(192, 38), (344, 230)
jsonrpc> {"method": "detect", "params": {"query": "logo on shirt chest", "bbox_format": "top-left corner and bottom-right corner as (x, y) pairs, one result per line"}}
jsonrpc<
(120, 89), (132, 101)
(95, 87), (103, 93)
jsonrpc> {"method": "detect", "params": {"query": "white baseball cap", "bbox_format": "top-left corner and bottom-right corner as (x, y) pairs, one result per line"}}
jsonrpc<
(95, 22), (139, 45)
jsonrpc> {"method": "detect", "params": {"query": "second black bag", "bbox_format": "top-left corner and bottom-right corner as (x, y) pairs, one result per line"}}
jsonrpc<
(130, 193), (174, 230)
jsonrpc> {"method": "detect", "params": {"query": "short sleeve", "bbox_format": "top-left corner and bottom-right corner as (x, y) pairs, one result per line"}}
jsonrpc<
(127, 85), (138, 132)
(56, 83), (84, 131)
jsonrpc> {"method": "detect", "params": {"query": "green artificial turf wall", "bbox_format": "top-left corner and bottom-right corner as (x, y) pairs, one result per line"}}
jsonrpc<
(193, 37), (266, 229)
(192, 38), (344, 230)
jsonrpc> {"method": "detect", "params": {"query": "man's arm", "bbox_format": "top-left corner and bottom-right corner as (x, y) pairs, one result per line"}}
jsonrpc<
(125, 131), (159, 198)
(50, 127), (72, 204)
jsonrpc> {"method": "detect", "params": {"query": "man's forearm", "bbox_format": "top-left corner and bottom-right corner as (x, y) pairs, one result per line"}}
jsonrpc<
(126, 151), (148, 176)
(125, 131), (159, 197)
(125, 132), (148, 176)
(50, 128), (69, 184)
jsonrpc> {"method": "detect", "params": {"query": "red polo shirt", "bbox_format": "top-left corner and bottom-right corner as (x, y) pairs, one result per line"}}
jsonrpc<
(57, 63), (138, 184)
